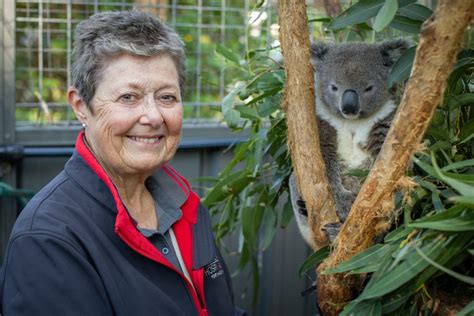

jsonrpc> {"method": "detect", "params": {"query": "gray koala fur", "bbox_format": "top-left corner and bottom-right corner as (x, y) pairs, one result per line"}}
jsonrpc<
(289, 39), (409, 247)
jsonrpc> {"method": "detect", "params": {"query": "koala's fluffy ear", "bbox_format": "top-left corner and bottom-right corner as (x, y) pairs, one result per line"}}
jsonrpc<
(310, 42), (330, 67)
(380, 39), (410, 67)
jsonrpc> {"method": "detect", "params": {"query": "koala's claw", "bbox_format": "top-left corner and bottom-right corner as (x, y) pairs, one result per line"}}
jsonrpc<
(296, 198), (308, 216)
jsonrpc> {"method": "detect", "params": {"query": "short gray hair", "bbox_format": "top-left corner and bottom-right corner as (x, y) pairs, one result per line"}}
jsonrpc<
(71, 10), (185, 110)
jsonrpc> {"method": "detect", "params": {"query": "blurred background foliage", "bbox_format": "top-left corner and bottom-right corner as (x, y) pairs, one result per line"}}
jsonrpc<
(203, 0), (474, 314)
(14, 0), (278, 124)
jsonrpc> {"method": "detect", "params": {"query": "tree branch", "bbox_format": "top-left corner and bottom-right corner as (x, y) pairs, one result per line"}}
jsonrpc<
(317, 0), (474, 314)
(278, 0), (340, 249)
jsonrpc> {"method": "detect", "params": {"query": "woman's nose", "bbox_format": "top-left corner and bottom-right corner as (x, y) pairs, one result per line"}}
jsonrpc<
(139, 95), (164, 127)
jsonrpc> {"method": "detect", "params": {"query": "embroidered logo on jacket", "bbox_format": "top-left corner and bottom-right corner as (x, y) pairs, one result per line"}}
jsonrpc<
(204, 259), (223, 279)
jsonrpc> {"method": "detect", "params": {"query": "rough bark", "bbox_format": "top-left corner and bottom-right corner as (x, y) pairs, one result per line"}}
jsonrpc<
(316, 0), (474, 314)
(278, 0), (340, 249)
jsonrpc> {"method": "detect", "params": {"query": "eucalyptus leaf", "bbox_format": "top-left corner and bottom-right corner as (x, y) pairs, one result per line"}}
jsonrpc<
(414, 245), (474, 285)
(203, 170), (254, 206)
(373, 0), (398, 32)
(384, 226), (413, 243)
(450, 196), (474, 208)
(327, 0), (385, 30)
(447, 93), (474, 110)
(260, 208), (277, 250)
(431, 153), (474, 196)
(388, 46), (416, 86)
(359, 238), (445, 299)
(246, 87), (281, 106)
(457, 300), (474, 316)
(241, 207), (258, 247)
(221, 84), (244, 127)
(323, 244), (395, 274)
(408, 206), (474, 232)
(340, 299), (382, 316)
(459, 118), (474, 142)
(381, 292), (411, 314)
(234, 105), (260, 120)
(398, 3), (432, 21)
(441, 159), (474, 172)
(389, 15), (422, 34)
(280, 201), (294, 229)
(298, 246), (330, 277)
(215, 43), (241, 66)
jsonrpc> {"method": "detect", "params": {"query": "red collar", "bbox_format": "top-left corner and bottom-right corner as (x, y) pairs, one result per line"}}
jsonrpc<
(75, 131), (206, 314)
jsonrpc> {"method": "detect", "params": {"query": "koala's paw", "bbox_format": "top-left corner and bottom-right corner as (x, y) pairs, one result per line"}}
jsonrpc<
(296, 198), (308, 216)
(324, 222), (341, 243)
(335, 190), (357, 223)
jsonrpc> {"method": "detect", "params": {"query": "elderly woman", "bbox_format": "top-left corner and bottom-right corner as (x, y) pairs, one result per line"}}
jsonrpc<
(1, 11), (240, 315)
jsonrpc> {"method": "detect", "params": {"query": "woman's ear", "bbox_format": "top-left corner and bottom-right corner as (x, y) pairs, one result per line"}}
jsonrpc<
(68, 86), (90, 124)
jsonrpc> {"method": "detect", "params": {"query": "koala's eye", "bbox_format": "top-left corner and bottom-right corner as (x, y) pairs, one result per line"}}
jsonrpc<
(330, 84), (338, 92)
(365, 86), (374, 92)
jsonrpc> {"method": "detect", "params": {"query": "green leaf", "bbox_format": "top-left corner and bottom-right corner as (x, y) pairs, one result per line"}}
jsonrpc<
(447, 93), (474, 110)
(431, 153), (474, 196)
(241, 206), (259, 247)
(221, 84), (244, 127)
(234, 105), (260, 120)
(260, 208), (277, 250)
(384, 226), (413, 243)
(398, 0), (416, 7)
(323, 244), (395, 274)
(459, 118), (474, 142)
(359, 238), (445, 299)
(246, 87), (281, 106)
(441, 159), (474, 172)
(457, 301), (474, 316)
(327, 0), (385, 30)
(341, 299), (382, 316)
(388, 46), (416, 86)
(432, 191), (445, 212)
(280, 200), (294, 229)
(373, 0), (398, 32)
(398, 3), (432, 21)
(298, 246), (330, 277)
(414, 245), (474, 285)
(389, 15), (422, 34)
(215, 44), (241, 66)
(381, 292), (411, 314)
(308, 17), (331, 23)
(408, 206), (474, 231)
(450, 196), (474, 208)
(203, 170), (255, 206)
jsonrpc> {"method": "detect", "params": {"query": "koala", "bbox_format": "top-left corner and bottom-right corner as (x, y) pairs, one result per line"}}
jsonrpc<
(289, 40), (409, 247)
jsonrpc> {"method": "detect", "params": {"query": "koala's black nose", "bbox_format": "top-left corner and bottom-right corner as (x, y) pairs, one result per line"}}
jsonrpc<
(341, 89), (359, 115)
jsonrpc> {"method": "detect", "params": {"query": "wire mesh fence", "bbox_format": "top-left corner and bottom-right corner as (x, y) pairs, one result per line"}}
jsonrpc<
(13, 0), (278, 127)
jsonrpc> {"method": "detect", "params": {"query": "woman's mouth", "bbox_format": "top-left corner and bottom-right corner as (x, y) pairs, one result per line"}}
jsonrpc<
(127, 136), (163, 144)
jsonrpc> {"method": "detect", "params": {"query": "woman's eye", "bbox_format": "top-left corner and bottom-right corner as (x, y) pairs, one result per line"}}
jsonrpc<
(119, 93), (137, 103)
(365, 86), (374, 92)
(159, 94), (178, 102)
(331, 84), (338, 92)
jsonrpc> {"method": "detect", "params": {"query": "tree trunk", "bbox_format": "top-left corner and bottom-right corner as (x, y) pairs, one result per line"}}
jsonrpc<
(317, 0), (474, 314)
(278, 0), (340, 250)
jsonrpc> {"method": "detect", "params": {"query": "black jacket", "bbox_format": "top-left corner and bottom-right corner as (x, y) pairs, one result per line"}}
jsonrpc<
(1, 133), (239, 316)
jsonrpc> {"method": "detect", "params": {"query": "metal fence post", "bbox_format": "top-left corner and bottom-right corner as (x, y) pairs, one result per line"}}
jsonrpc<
(1, 0), (17, 261)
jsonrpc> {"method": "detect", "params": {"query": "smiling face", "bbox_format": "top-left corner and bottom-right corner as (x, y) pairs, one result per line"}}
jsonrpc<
(69, 54), (183, 182)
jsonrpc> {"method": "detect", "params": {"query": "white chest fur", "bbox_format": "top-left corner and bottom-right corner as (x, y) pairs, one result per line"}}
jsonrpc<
(316, 98), (396, 169)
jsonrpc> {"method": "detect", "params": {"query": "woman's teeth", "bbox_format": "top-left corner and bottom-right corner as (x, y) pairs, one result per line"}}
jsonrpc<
(129, 136), (161, 143)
